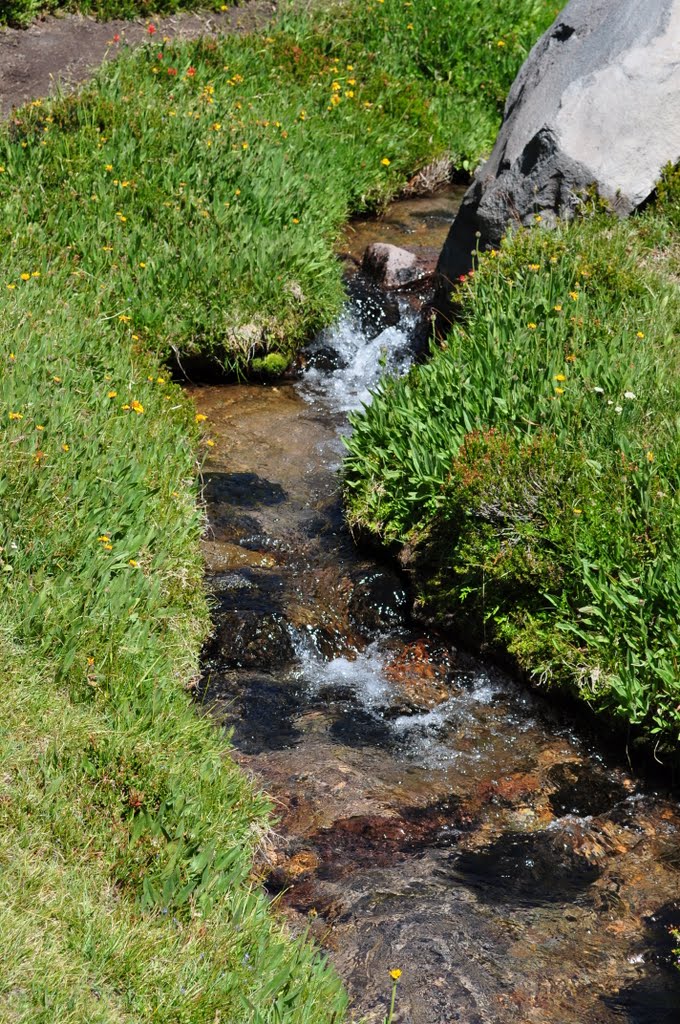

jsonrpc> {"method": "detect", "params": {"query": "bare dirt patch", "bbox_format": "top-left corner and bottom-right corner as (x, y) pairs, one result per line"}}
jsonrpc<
(0, 3), (275, 117)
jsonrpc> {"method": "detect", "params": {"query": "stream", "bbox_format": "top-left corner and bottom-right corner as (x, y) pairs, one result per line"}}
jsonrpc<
(191, 189), (680, 1024)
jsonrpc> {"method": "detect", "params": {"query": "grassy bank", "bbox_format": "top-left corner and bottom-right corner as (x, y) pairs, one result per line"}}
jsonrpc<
(1, 0), (225, 28)
(345, 172), (680, 749)
(1, 0), (558, 1019)
(0, 0), (555, 374)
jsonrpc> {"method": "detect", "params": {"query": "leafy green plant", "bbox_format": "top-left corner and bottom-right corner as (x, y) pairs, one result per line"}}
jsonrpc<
(345, 196), (680, 745)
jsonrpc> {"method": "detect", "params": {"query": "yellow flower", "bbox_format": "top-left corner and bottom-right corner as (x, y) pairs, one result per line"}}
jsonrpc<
(118, 314), (132, 322)
(381, 157), (391, 166)
(497, 39), (505, 46)
(20, 273), (30, 281)
(105, 164), (113, 171)
(292, 217), (300, 224)
(103, 542), (113, 551)
(348, 78), (356, 86)
(6, 284), (15, 290)
(554, 386), (564, 395)
(195, 413), (207, 423)
(527, 322), (537, 330)
(212, 122), (222, 131)
(157, 377), (166, 385)
(528, 263), (540, 271)
(345, 90), (355, 98)
(139, 262), (146, 268)
(406, 23), (414, 29)
(389, 969), (402, 981)
(573, 508), (582, 515)
(129, 559), (139, 567)
(131, 400), (144, 415)
(330, 94), (341, 106)
(566, 353), (576, 362)
(646, 451), (654, 462)
(36, 424), (44, 431)
(98, 535), (111, 543)
(206, 439), (216, 447)
(32, 271), (40, 278)
(8, 411), (23, 420)
(569, 290), (579, 300)
(553, 304), (562, 311)
(636, 331), (645, 339)
(553, 373), (566, 382)
(121, 403), (131, 411)
(108, 390), (117, 398)
(242, 141), (249, 150)
(62, 443), (70, 452)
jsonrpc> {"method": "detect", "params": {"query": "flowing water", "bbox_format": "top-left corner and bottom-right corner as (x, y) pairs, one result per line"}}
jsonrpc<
(190, 188), (680, 1024)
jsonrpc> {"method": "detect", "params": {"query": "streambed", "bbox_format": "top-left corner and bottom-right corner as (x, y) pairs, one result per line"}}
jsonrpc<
(191, 190), (680, 1024)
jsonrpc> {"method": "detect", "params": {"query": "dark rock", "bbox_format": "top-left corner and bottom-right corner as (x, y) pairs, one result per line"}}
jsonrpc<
(547, 761), (629, 818)
(437, 0), (680, 284)
(361, 242), (424, 288)
(213, 608), (294, 670)
(348, 570), (409, 635)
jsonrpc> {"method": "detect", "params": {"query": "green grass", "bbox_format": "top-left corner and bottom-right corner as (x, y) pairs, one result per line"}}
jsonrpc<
(1, 0), (227, 28)
(345, 174), (680, 748)
(0, 0), (555, 374)
(0, 0), (559, 1018)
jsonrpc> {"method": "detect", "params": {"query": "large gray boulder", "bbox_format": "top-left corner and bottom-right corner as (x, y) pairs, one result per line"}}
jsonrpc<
(437, 0), (680, 285)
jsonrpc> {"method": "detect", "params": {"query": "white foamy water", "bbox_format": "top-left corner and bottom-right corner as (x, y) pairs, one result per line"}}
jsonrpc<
(297, 300), (416, 414)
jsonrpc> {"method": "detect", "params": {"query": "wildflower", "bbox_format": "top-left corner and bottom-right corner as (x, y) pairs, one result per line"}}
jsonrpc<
(62, 443), (70, 452)
(0, 166), (4, 173)
(139, 262), (146, 269)
(348, 78), (356, 86)
(554, 387), (564, 395)
(593, 386), (604, 394)
(614, 405), (623, 414)
(624, 391), (636, 400)
(390, 969), (402, 981)
(167, 68), (178, 76)
(195, 413), (207, 423)
(212, 122), (222, 131)
(129, 559), (139, 567)
(566, 354), (576, 362)
(147, 23), (156, 34)
(20, 273), (30, 281)
(108, 390), (117, 398)
(569, 290), (579, 300)
(292, 217), (300, 224)
(98, 535), (111, 543)
(206, 439), (216, 447)
(497, 39), (505, 46)
(534, 214), (542, 222)
(36, 425), (44, 431)
(330, 94), (341, 106)
(118, 314), (132, 323)
(646, 451), (654, 462)
(381, 158), (391, 166)
(103, 543), (113, 551)
(157, 377), (165, 384)
(553, 304), (562, 311)
(112, 33), (120, 43)
(528, 263), (540, 271)
(187, 67), (196, 77)
(636, 331), (645, 338)
(345, 90), (355, 98)
(121, 404), (131, 410)
(6, 284), (15, 290)
(130, 400), (144, 414)
(242, 142), (249, 150)
(406, 23), (414, 29)
(553, 374), (566, 382)
(527, 322), (537, 330)
(573, 508), (582, 515)
(331, 81), (341, 92)
(8, 411), (23, 420)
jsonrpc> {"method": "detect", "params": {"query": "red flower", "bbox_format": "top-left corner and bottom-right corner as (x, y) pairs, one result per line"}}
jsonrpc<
(112, 33), (120, 43)
(167, 67), (177, 76)
(157, 51), (164, 60)
(187, 67), (196, 77)
(147, 23), (156, 34)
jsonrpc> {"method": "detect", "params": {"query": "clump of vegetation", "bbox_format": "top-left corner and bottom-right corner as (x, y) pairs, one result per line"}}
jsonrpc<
(1, 0), (224, 28)
(0, 0), (554, 372)
(345, 173), (680, 747)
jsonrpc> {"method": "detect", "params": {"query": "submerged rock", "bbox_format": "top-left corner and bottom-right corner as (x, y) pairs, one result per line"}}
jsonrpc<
(438, 0), (680, 283)
(361, 241), (424, 288)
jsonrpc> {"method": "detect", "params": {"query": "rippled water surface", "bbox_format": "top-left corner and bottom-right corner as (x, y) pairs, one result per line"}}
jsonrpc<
(191, 191), (680, 1024)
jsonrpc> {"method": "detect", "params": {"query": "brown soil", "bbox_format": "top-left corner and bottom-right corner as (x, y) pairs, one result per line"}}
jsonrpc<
(0, 3), (275, 118)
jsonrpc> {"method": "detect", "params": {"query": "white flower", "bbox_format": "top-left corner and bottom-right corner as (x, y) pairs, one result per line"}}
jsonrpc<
(593, 386), (604, 394)
(623, 391), (636, 400)
(615, 405), (623, 414)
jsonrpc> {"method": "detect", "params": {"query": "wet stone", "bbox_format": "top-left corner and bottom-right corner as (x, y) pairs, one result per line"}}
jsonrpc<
(448, 828), (603, 907)
(548, 761), (630, 818)
(348, 570), (409, 635)
(213, 608), (294, 671)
